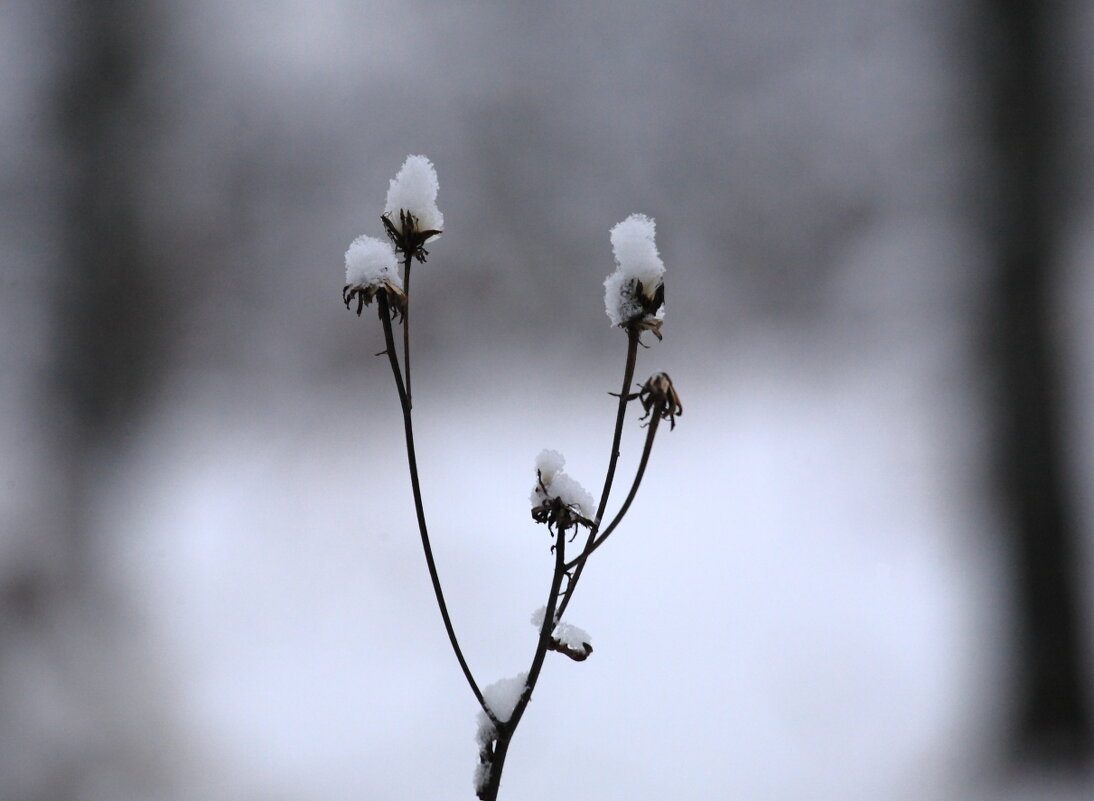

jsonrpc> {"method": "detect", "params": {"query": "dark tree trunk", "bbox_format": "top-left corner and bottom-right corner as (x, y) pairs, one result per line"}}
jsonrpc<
(0, 2), (173, 798)
(981, 0), (1092, 768)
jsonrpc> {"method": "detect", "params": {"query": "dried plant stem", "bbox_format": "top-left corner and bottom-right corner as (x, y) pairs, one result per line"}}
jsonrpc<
(378, 293), (493, 720)
(479, 527), (569, 801)
(401, 254), (413, 406)
(555, 326), (640, 619)
(564, 414), (659, 569)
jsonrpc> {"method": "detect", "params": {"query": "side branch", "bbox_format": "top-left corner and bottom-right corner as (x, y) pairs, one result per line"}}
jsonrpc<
(563, 414), (659, 571)
(555, 328), (639, 619)
(378, 294), (492, 718)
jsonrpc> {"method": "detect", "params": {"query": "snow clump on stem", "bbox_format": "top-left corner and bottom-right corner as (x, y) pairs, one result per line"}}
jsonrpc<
(474, 672), (528, 794)
(603, 213), (666, 337)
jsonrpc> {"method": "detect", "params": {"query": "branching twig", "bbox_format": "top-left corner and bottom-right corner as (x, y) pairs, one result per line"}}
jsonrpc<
(555, 326), (640, 619)
(564, 414), (660, 570)
(478, 526), (568, 801)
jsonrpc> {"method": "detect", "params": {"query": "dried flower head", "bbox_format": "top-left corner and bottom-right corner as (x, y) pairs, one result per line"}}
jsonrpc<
(604, 214), (666, 339)
(342, 235), (407, 319)
(530, 449), (595, 533)
(638, 372), (682, 430)
(382, 155), (444, 263)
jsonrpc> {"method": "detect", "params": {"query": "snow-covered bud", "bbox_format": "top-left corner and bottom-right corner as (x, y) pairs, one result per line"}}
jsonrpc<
(342, 235), (407, 318)
(381, 155), (444, 263)
(530, 449), (595, 532)
(638, 372), (683, 430)
(529, 607), (594, 660)
(548, 621), (593, 662)
(603, 213), (666, 339)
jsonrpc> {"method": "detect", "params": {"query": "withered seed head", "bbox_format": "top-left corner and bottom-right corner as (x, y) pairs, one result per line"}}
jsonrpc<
(381, 209), (442, 264)
(637, 372), (683, 430)
(342, 281), (408, 321)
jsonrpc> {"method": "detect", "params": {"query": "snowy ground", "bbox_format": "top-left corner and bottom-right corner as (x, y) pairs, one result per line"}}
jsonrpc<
(95, 332), (1086, 801)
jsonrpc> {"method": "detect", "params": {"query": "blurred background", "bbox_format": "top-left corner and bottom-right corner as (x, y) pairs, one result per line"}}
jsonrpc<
(3, 0), (1094, 799)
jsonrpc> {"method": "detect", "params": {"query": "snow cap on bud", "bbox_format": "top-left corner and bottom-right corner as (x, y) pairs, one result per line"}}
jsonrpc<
(534, 449), (566, 486)
(611, 214), (664, 291)
(385, 154), (444, 236)
(604, 214), (666, 336)
(342, 235), (407, 317)
(530, 449), (595, 525)
(344, 235), (402, 291)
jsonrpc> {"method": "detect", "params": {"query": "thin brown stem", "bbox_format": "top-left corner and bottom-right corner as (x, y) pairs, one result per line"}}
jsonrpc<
(479, 527), (568, 801)
(378, 293), (492, 719)
(563, 414), (659, 571)
(401, 254), (413, 407)
(555, 327), (639, 619)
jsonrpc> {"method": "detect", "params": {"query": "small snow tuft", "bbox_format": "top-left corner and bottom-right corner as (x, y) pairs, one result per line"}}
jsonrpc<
(530, 450), (594, 518)
(482, 672), (528, 723)
(553, 621), (591, 651)
(548, 473), (595, 517)
(344, 235), (401, 289)
(385, 154), (443, 234)
(535, 449), (565, 484)
(475, 671), (528, 771)
(611, 214), (663, 286)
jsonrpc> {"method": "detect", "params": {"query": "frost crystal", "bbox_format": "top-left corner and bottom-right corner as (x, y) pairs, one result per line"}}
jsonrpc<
(344, 235), (402, 290)
(385, 154), (443, 235)
(603, 213), (666, 328)
(530, 450), (594, 518)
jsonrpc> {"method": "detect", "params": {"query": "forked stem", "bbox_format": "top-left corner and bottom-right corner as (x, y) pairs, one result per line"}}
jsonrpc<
(555, 326), (640, 619)
(564, 414), (659, 570)
(478, 526), (568, 801)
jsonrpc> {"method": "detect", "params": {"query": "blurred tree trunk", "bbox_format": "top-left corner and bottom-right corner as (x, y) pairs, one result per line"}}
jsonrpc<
(0, 1), (173, 798)
(982, 0), (1092, 768)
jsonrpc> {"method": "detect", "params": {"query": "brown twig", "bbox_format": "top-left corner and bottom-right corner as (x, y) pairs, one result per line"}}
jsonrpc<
(401, 253), (413, 407)
(477, 526), (568, 801)
(555, 326), (639, 619)
(563, 413), (659, 570)
(378, 293), (493, 721)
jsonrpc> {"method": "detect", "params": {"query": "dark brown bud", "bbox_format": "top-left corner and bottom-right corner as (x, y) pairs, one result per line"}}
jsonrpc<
(638, 372), (682, 430)
(381, 209), (442, 264)
(342, 281), (408, 320)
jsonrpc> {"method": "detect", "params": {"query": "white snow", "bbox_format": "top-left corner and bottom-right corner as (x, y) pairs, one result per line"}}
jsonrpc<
(474, 670), (529, 783)
(530, 450), (595, 518)
(552, 621), (591, 651)
(610, 214), (664, 288)
(530, 608), (592, 650)
(344, 235), (401, 289)
(384, 154), (444, 234)
(480, 672), (528, 724)
(534, 449), (565, 484)
(603, 213), (665, 326)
